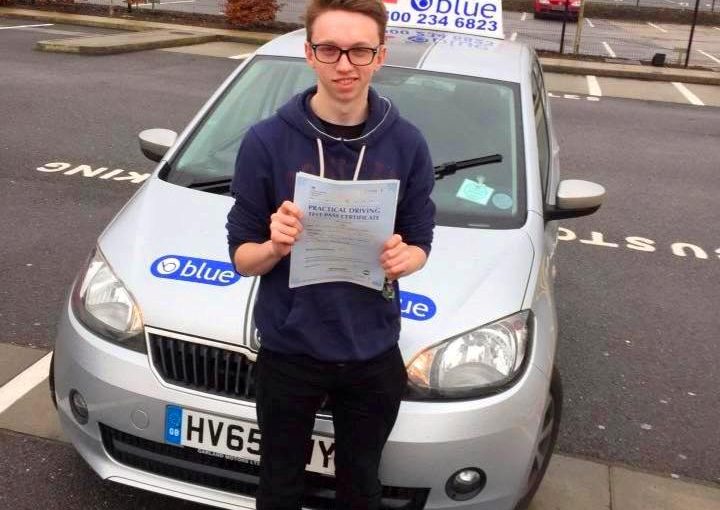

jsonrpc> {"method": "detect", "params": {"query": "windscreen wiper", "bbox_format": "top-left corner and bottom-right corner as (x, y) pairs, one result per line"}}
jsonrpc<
(187, 176), (233, 194)
(434, 154), (503, 180)
(186, 154), (503, 190)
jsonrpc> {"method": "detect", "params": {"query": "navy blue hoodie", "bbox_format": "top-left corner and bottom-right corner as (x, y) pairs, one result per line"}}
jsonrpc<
(226, 86), (435, 362)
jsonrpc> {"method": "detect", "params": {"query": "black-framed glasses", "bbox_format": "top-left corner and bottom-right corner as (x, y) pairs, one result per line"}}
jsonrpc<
(310, 43), (379, 66)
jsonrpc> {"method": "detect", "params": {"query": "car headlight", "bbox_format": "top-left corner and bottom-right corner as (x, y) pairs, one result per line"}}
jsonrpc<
(406, 310), (532, 399)
(71, 248), (146, 353)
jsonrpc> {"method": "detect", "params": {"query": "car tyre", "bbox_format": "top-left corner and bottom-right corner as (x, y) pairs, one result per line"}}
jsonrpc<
(513, 366), (562, 510)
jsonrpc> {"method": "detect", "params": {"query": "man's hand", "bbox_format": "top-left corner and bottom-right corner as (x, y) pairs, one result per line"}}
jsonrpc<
(380, 234), (427, 281)
(269, 201), (304, 257)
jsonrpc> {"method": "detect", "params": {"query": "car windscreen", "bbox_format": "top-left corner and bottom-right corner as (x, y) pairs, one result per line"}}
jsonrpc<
(167, 56), (525, 229)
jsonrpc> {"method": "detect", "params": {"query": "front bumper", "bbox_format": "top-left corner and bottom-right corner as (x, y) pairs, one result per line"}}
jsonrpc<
(54, 299), (550, 510)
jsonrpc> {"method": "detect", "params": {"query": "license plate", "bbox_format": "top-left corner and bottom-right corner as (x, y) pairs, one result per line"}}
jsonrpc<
(164, 405), (336, 475)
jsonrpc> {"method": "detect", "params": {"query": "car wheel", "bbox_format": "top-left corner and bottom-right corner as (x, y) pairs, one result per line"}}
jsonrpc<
(49, 352), (57, 409)
(513, 366), (562, 510)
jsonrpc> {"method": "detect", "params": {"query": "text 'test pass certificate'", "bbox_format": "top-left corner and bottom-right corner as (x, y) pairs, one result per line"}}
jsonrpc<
(289, 172), (400, 291)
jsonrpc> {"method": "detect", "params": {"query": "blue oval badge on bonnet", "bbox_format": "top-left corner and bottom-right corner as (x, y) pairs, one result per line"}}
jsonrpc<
(151, 255), (240, 286)
(410, 0), (433, 11)
(399, 291), (437, 321)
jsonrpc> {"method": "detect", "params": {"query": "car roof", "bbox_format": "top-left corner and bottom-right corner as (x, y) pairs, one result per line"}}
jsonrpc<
(255, 27), (531, 84)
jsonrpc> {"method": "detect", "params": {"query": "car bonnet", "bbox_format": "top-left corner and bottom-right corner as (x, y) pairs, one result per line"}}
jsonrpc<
(98, 178), (534, 360)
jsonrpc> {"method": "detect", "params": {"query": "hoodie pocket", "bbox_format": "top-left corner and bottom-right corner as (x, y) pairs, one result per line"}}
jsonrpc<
(280, 283), (399, 342)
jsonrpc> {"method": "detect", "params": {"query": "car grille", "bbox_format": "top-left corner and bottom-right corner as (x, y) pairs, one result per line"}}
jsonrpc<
(148, 333), (257, 400)
(100, 424), (430, 509)
(148, 333), (336, 415)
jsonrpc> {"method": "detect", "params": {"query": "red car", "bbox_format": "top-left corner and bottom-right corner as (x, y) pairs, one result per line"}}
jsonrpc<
(533, 0), (581, 20)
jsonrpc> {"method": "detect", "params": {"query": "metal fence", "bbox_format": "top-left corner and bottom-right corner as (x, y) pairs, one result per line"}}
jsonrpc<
(275, 0), (304, 23)
(587, 0), (718, 11)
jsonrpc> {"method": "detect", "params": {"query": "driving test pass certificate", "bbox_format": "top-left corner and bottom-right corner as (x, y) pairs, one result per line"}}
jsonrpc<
(289, 172), (400, 291)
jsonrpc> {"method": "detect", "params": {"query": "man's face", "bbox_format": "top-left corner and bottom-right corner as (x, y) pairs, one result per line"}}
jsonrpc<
(305, 10), (386, 106)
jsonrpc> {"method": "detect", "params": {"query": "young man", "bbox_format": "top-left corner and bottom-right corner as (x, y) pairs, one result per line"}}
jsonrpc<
(226, 0), (435, 507)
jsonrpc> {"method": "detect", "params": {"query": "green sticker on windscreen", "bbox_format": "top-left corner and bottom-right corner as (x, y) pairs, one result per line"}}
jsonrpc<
(492, 193), (513, 210)
(456, 179), (494, 205)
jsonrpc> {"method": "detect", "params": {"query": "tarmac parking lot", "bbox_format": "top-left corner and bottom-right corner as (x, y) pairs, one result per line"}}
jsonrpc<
(505, 11), (720, 69)
(91, 0), (720, 18)
(1, 15), (719, 510)
(67, 0), (720, 68)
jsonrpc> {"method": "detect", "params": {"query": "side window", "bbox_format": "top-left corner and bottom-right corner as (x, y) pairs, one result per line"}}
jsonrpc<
(532, 65), (550, 196)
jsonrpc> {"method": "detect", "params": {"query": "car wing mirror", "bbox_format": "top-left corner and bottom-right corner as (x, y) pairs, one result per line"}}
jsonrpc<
(138, 128), (177, 163)
(545, 179), (605, 221)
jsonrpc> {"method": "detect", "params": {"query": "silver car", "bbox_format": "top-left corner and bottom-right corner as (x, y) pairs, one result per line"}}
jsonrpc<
(51, 27), (605, 510)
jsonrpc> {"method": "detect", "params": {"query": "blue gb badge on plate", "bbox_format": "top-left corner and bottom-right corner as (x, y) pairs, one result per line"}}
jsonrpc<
(165, 405), (183, 445)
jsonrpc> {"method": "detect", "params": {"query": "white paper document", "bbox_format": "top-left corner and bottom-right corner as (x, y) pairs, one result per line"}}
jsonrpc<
(289, 172), (400, 291)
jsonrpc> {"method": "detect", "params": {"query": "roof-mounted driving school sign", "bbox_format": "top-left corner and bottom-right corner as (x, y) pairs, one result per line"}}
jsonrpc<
(383, 0), (505, 39)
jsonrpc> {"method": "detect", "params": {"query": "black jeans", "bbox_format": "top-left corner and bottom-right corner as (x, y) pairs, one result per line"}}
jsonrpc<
(254, 344), (407, 510)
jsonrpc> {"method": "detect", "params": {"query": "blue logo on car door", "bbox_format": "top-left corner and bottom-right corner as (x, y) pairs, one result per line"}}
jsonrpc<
(151, 255), (240, 286)
(399, 291), (437, 321)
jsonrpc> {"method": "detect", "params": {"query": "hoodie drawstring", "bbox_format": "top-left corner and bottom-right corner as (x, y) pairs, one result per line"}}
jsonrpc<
(316, 138), (366, 181)
(353, 145), (366, 181)
(316, 138), (325, 178)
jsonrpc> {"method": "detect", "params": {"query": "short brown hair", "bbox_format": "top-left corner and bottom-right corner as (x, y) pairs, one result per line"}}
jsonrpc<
(305, 0), (388, 44)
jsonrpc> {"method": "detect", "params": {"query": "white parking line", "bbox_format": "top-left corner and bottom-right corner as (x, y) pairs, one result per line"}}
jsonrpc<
(0, 352), (52, 415)
(521, 12), (528, 21)
(510, 32), (518, 41)
(587, 75), (602, 97)
(672, 82), (704, 106)
(647, 22), (667, 33)
(697, 49), (720, 64)
(548, 92), (601, 102)
(586, 18), (595, 28)
(0, 23), (54, 30)
(602, 42), (616, 58)
(714, 27), (720, 32)
(229, 52), (254, 60)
